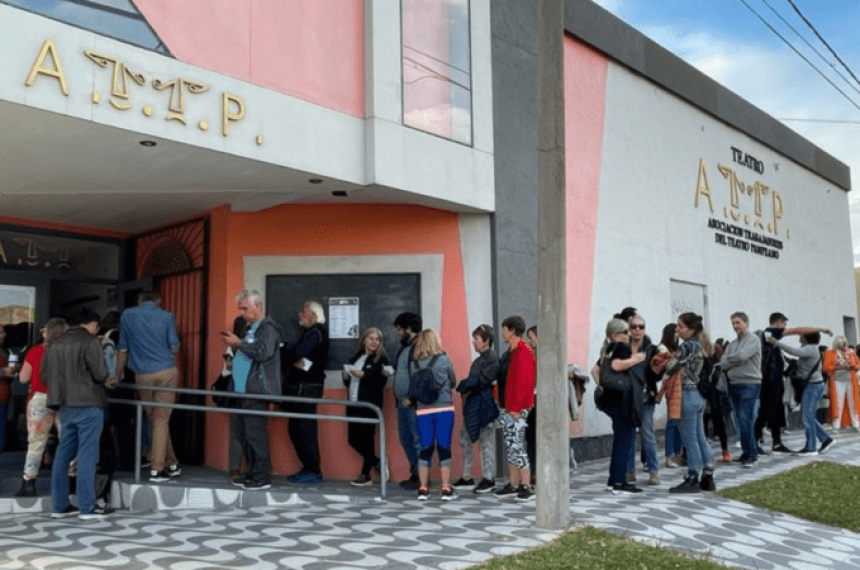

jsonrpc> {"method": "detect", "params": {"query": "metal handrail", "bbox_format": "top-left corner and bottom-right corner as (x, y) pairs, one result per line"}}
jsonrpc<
(107, 382), (389, 499)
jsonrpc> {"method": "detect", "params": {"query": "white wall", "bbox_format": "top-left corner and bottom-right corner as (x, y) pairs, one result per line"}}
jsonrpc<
(582, 62), (856, 437)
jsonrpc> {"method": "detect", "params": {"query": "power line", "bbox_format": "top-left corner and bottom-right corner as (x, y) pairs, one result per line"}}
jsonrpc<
(761, 0), (860, 98)
(782, 0), (860, 90)
(734, 0), (860, 112)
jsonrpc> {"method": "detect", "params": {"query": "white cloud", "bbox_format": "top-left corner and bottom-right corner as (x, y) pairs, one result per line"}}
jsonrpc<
(637, 27), (860, 264)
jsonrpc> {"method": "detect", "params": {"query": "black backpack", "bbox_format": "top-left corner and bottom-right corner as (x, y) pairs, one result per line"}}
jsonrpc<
(760, 331), (785, 380)
(408, 354), (441, 404)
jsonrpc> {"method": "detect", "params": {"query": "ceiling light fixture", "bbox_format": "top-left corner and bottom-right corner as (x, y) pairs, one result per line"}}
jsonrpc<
(309, 178), (323, 184)
(139, 140), (157, 147)
(332, 191), (348, 197)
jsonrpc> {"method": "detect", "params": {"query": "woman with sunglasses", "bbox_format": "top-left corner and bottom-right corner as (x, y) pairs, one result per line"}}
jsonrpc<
(626, 314), (661, 486)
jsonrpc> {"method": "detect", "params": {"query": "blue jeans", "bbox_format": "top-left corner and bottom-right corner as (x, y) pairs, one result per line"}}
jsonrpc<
(397, 405), (421, 478)
(628, 403), (659, 472)
(52, 407), (104, 515)
(604, 405), (635, 486)
(802, 382), (829, 451)
(664, 419), (682, 457)
(729, 383), (760, 460)
(680, 388), (713, 474)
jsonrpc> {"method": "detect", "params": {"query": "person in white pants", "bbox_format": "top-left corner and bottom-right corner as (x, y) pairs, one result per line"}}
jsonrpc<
(823, 336), (860, 430)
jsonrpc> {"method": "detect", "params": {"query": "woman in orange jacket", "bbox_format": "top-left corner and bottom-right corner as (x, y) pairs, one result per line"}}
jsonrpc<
(823, 336), (860, 431)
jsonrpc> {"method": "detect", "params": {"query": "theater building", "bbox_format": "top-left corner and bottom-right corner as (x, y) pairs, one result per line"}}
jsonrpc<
(0, 0), (853, 475)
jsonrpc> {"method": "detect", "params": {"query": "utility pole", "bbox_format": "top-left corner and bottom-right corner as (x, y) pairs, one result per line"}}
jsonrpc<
(535, 0), (569, 530)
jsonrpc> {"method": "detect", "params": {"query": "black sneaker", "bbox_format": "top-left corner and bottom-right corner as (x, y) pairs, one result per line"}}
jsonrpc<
(351, 473), (372, 487)
(417, 488), (429, 501)
(473, 478), (496, 494)
(242, 480), (272, 491)
(732, 454), (750, 463)
(699, 471), (716, 492)
(772, 444), (795, 454)
(741, 458), (756, 468)
(149, 470), (170, 483)
(668, 475), (700, 494)
(15, 478), (37, 497)
(494, 483), (519, 499)
(819, 438), (836, 454)
(794, 448), (819, 456)
(51, 505), (80, 519)
(515, 485), (535, 503)
(611, 483), (643, 495)
(231, 476), (249, 488)
(79, 506), (115, 520)
(451, 477), (475, 490)
(441, 487), (457, 501)
(167, 464), (182, 478)
(400, 476), (420, 491)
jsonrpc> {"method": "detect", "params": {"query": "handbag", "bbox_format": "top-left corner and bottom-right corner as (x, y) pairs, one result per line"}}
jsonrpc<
(789, 357), (821, 395)
(211, 373), (235, 408)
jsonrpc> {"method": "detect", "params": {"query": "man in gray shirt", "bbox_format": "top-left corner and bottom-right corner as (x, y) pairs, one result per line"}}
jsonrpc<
(392, 312), (422, 490)
(720, 311), (761, 468)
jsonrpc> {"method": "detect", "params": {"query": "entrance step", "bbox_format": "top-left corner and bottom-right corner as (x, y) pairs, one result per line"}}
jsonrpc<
(0, 462), (390, 515)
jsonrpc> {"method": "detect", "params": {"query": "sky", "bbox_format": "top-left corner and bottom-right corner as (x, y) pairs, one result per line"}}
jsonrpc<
(592, 0), (860, 265)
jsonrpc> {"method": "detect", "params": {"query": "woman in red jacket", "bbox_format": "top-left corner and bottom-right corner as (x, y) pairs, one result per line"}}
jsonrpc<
(493, 315), (536, 504)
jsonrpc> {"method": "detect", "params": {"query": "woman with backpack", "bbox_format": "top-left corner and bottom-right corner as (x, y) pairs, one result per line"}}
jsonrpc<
(342, 327), (392, 486)
(407, 329), (457, 500)
(667, 312), (716, 494)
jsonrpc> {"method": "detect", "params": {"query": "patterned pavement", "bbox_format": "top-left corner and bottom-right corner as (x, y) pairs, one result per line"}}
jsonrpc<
(0, 429), (859, 569)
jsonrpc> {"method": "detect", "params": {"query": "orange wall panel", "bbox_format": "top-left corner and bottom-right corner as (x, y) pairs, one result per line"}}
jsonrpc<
(205, 204), (472, 481)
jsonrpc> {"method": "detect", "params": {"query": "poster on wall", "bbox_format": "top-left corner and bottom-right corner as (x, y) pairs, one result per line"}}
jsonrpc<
(329, 297), (359, 339)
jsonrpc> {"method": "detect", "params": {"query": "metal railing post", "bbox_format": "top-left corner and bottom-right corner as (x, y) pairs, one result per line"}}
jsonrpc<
(134, 403), (142, 484)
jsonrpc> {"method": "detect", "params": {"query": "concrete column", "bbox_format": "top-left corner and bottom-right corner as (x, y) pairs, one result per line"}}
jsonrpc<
(535, 0), (569, 530)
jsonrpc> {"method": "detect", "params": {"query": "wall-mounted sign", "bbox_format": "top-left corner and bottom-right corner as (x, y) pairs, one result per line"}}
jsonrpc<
(695, 148), (790, 261)
(24, 39), (263, 145)
(329, 297), (359, 340)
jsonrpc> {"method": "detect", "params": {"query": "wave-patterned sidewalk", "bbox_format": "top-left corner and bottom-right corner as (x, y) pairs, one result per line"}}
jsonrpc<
(0, 429), (858, 569)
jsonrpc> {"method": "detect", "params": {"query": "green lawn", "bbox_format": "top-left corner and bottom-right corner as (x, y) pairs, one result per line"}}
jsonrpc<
(469, 526), (726, 570)
(718, 461), (860, 532)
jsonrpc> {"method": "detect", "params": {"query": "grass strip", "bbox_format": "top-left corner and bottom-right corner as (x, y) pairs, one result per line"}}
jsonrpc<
(469, 526), (727, 570)
(718, 460), (860, 532)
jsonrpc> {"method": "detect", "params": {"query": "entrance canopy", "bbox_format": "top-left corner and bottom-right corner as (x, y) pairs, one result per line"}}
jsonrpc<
(0, 4), (494, 235)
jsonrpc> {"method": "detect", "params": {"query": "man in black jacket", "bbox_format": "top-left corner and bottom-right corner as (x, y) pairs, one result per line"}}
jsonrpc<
(44, 311), (113, 520)
(283, 301), (329, 485)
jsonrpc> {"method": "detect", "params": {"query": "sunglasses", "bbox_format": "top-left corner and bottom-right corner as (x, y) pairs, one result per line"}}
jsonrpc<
(630, 324), (645, 330)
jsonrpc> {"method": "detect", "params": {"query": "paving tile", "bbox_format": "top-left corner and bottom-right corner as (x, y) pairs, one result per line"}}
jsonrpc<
(0, 432), (858, 569)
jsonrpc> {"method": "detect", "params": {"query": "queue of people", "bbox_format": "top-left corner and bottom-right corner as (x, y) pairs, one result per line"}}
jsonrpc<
(592, 306), (838, 496)
(0, 292), (181, 520)
(9, 285), (852, 515)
